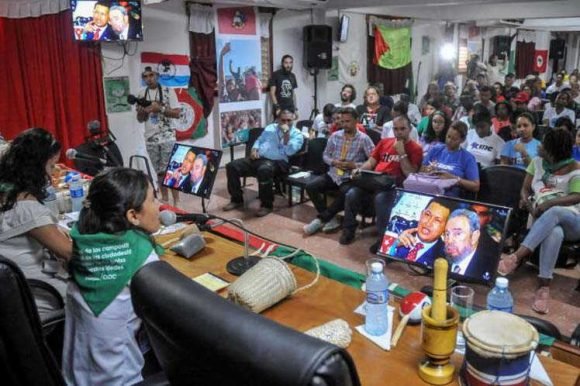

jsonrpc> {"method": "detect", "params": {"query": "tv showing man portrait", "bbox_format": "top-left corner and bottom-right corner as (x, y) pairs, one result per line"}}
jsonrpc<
(162, 144), (223, 199)
(71, 0), (143, 41)
(377, 189), (511, 284)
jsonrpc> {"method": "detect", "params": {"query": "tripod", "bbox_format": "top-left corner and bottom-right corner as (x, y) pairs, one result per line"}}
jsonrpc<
(308, 68), (320, 121)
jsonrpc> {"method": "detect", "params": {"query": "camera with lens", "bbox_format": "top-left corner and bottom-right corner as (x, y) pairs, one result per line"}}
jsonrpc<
(127, 94), (152, 107)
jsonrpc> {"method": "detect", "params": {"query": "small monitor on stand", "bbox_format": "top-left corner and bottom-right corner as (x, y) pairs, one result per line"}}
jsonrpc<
(162, 144), (223, 212)
(376, 189), (511, 286)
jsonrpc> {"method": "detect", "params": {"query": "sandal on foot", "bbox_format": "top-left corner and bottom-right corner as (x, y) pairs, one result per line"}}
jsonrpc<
(532, 286), (550, 314)
(497, 253), (521, 276)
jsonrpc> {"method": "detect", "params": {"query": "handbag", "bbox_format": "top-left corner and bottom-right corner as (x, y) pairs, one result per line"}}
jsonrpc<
(402, 173), (458, 195)
(350, 171), (396, 193)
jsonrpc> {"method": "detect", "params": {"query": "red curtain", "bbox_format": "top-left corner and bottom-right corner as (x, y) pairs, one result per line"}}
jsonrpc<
(189, 31), (217, 117)
(515, 41), (536, 79)
(0, 10), (107, 154)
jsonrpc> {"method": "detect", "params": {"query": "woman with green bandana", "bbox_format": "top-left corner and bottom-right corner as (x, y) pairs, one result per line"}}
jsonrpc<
(62, 168), (163, 386)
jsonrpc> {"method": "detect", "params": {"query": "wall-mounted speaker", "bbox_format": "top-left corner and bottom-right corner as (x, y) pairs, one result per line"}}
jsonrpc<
(303, 25), (332, 69)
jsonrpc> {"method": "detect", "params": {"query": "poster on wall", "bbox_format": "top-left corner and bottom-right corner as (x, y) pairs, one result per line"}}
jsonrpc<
(328, 57), (339, 81)
(216, 6), (264, 150)
(220, 109), (262, 147)
(104, 76), (131, 113)
(216, 39), (263, 103)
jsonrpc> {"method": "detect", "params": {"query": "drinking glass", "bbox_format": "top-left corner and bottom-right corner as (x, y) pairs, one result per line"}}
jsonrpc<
(450, 285), (474, 354)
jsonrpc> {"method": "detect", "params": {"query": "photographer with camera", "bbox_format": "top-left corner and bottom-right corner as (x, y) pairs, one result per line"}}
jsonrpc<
(135, 66), (182, 205)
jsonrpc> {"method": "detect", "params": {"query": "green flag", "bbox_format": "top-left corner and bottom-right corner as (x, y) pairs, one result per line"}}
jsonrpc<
(374, 25), (412, 70)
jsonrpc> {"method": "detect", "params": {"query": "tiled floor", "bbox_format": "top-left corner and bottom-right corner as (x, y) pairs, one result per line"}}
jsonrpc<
(174, 171), (580, 338)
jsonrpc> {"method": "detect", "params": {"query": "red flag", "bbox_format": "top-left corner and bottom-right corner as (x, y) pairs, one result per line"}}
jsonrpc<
(373, 26), (390, 65)
(533, 50), (548, 73)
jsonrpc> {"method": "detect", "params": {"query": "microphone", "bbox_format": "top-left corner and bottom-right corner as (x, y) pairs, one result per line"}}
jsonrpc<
(159, 209), (214, 227)
(87, 120), (101, 135)
(66, 148), (107, 165)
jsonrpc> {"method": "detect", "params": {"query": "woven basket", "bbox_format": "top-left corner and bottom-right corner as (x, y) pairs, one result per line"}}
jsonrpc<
(228, 256), (318, 313)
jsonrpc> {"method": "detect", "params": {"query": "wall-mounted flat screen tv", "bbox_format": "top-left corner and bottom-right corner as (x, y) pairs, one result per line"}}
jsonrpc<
(71, 1), (143, 41)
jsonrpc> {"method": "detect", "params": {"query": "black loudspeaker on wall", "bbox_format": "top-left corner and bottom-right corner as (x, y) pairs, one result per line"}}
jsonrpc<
(303, 25), (332, 69)
(549, 39), (566, 60)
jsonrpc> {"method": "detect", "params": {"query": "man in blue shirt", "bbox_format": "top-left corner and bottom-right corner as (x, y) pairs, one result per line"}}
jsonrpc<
(223, 110), (304, 217)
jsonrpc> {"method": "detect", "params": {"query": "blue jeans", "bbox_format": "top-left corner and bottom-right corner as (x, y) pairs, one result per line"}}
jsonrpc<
(521, 207), (580, 279)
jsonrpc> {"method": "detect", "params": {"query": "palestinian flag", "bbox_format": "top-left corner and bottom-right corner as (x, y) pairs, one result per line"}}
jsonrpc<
(374, 25), (411, 70)
(174, 87), (207, 140)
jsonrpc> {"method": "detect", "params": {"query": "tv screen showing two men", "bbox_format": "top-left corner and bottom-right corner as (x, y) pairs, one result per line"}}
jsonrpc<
(378, 190), (511, 284)
(72, 1), (143, 41)
(162, 144), (222, 200)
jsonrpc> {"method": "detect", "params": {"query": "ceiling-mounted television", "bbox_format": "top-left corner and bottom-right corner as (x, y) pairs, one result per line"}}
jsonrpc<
(338, 15), (350, 42)
(71, 1), (143, 41)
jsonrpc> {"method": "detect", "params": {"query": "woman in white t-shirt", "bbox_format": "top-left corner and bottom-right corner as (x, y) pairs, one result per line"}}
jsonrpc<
(498, 128), (580, 314)
(0, 128), (73, 317)
(464, 109), (505, 167)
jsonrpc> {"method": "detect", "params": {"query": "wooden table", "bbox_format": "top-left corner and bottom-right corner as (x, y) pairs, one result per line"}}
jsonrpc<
(158, 230), (580, 386)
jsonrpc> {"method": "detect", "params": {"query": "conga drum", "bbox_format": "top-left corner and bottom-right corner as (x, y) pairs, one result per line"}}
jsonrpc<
(461, 311), (539, 385)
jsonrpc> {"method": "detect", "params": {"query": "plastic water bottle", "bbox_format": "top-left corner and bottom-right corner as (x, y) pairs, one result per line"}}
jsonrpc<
(487, 277), (514, 313)
(365, 262), (389, 336)
(69, 173), (85, 213)
(44, 186), (59, 216)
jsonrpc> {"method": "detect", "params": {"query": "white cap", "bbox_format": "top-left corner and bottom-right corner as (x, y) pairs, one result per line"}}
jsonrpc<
(495, 277), (509, 288)
(371, 262), (383, 273)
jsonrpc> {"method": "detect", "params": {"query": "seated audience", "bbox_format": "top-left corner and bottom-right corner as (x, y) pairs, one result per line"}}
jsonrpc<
(555, 116), (576, 136)
(476, 73), (488, 89)
(62, 168), (162, 385)
(400, 93), (422, 125)
(341, 115), (423, 246)
(417, 98), (443, 136)
(356, 85), (391, 129)
(524, 79), (543, 111)
(462, 79), (480, 101)
(464, 110), (505, 167)
(452, 95), (474, 122)
(503, 73), (520, 101)
(328, 109), (366, 135)
(511, 91), (531, 112)
(491, 101), (513, 134)
(0, 128), (72, 317)
(381, 101), (419, 141)
(498, 128), (579, 314)
(543, 91), (575, 128)
(443, 82), (460, 112)
(419, 110), (450, 157)
(501, 112), (541, 169)
(223, 110), (304, 217)
(335, 84), (357, 109)
(493, 82), (506, 103)
(474, 85), (496, 116)
(418, 81), (440, 111)
(303, 108), (374, 236)
(421, 121), (480, 197)
(311, 103), (335, 138)
(546, 72), (568, 95)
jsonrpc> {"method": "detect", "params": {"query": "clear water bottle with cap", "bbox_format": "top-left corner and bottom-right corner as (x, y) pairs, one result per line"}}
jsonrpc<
(365, 261), (389, 336)
(44, 185), (59, 216)
(69, 172), (85, 213)
(486, 277), (514, 313)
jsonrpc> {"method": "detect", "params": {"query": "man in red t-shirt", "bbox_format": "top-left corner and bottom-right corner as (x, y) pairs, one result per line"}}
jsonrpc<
(340, 115), (423, 247)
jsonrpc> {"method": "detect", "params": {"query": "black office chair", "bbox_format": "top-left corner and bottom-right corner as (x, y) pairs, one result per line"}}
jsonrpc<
(131, 261), (361, 386)
(295, 120), (314, 134)
(366, 128), (381, 145)
(285, 137), (329, 206)
(0, 257), (65, 386)
(242, 127), (265, 187)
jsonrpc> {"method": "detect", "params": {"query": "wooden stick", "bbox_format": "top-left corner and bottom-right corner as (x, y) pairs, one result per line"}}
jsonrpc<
(391, 313), (411, 348)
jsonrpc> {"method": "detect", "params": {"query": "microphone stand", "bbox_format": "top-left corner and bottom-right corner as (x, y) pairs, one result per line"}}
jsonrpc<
(225, 218), (260, 276)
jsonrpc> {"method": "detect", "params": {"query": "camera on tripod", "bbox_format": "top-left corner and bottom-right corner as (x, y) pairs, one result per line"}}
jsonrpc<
(127, 94), (152, 107)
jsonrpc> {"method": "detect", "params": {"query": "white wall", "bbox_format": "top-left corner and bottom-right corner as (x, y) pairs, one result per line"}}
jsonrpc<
(411, 21), (446, 100)
(101, 0), (216, 172)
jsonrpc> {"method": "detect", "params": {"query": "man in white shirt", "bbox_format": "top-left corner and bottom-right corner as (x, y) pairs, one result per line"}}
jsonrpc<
(443, 209), (494, 281)
(335, 84), (357, 109)
(381, 101), (419, 141)
(546, 72), (569, 95)
(108, 5), (141, 40)
(464, 110), (505, 167)
(542, 91), (576, 128)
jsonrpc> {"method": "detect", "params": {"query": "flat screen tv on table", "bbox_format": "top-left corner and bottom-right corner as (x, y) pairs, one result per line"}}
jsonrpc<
(162, 144), (223, 200)
(71, 0), (143, 41)
(377, 189), (511, 285)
